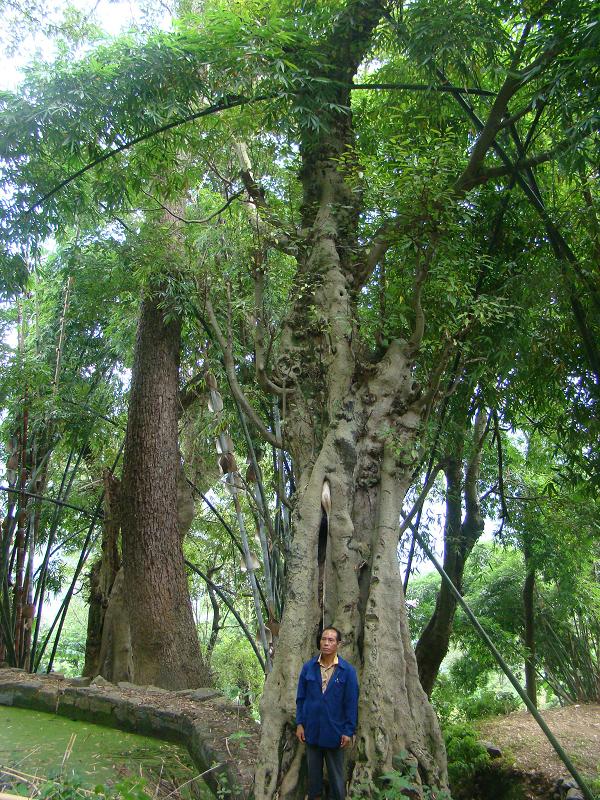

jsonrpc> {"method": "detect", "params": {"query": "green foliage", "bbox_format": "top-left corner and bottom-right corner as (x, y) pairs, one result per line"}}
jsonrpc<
(0, 0), (598, 780)
(443, 722), (491, 798)
(410, 531), (600, 718)
(459, 689), (521, 721)
(38, 597), (88, 677)
(35, 775), (152, 799)
(351, 751), (451, 800)
(429, 672), (520, 727)
(0, 249), (28, 298)
(210, 629), (265, 713)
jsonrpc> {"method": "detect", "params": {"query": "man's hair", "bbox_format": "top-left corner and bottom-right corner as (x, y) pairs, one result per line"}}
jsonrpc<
(319, 626), (342, 645)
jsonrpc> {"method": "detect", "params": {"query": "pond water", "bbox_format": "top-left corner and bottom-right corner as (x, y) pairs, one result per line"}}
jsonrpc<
(0, 705), (210, 798)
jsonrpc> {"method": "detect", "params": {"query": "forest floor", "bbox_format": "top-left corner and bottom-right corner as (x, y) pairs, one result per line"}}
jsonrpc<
(476, 703), (600, 785)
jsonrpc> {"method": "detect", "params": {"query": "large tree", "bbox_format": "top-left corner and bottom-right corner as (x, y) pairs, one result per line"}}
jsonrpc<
(1, 0), (598, 794)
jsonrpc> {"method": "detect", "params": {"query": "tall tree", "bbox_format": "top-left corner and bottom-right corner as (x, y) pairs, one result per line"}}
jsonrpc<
(120, 282), (208, 688)
(1, 0), (598, 793)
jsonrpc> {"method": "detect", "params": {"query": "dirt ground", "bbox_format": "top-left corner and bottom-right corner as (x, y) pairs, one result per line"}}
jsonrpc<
(476, 703), (600, 783)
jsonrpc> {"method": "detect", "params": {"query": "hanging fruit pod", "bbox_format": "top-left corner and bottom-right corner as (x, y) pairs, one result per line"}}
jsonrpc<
(208, 388), (223, 413)
(216, 433), (234, 455)
(240, 551), (261, 572)
(219, 452), (238, 475)
(204, 371), (218, 390)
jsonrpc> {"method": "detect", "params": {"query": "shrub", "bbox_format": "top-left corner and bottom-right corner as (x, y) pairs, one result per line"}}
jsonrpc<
(461, 689), (520, 721)
(431, 674), (521, 725)
(350, 752), (451, 800)
(444, 722), (491, 799)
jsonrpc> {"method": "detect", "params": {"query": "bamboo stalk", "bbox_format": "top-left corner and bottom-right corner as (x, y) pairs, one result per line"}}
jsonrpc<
(272, 403), (291, 557)
(228, 474), (272, 672)
(185, 560), (266, 671)
(21, 511), (35, 670)
(13, 406), (29, 666)
(30, 446), (78, 666)
(41, 442), (123, 672)
(52, 276), (73, 395)
(236, 406), (277, 617)
(188, 480), (270, 613)
(41, 529), (100, 673)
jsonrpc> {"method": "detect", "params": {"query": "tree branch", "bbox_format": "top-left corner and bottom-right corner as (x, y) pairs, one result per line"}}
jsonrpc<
(0, 485), (100, 518)
(205, 296), (282, 449)
(24, 94), (273, 214)
(497, 95), (539, 129)
(233, 142), (299, 256)
(141, 188), (244, 224)
(453, 21), (564, 194)
(251, 264), (291, 397)
(420, 338), (456, 429)
(462, 133), (590, 190)
(425, 63), (600, 383)
(398, 461), (447, 538)
(350, 82), (495, 96)
(361, 215), (410, 284)
(407, 243), (436, 355)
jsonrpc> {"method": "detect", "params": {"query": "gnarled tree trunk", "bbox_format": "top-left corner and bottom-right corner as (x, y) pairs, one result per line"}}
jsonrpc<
(255, 350), (447, 798)
(253, 2), (447, 794)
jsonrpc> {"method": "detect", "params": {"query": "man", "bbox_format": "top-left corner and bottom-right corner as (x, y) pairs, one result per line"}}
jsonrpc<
(296, 627), (359, 800)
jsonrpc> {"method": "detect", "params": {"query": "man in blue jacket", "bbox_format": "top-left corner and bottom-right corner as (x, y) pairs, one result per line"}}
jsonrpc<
(296, 627), (359, 800)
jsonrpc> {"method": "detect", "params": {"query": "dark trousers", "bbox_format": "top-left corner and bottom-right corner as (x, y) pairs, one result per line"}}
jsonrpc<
(306, 743), (346, 800)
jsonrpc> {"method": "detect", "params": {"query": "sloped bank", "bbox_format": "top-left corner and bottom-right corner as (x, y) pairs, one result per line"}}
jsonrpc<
(0, 668), (258, 798)
(474, 705), (599, 800)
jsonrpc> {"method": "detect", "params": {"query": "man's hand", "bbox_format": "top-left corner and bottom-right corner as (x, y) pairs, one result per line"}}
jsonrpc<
(296, 724), (306, 743)
(340, 735), (352, 748)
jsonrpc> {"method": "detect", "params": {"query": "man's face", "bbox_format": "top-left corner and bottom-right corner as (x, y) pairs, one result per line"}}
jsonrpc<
(320, 629), (339, 656)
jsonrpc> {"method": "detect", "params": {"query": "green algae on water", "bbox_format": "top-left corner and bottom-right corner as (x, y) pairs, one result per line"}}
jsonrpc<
(0, 705), (209, 798)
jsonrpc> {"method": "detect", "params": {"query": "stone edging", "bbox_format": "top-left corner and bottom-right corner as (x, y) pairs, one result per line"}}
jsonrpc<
(0, 669), (258, 798)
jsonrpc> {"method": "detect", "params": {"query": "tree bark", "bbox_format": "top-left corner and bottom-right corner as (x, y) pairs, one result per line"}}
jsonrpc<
(120, 292), (209, 689)
(255, 348), (447, 798)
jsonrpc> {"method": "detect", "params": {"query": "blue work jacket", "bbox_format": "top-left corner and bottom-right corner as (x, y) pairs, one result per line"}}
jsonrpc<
(296, 655), (359, 749)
